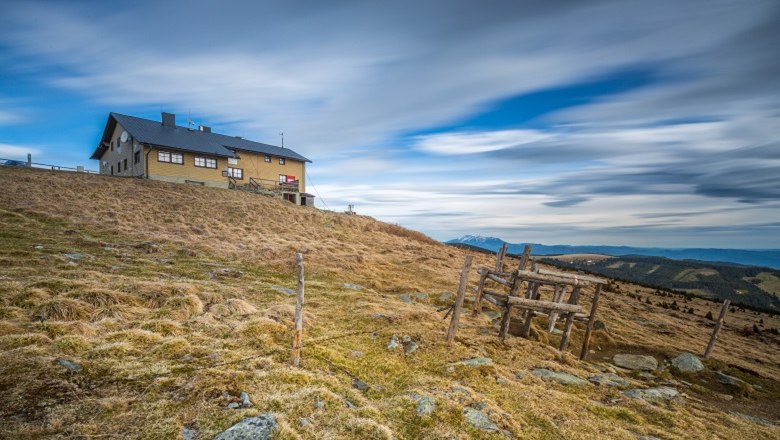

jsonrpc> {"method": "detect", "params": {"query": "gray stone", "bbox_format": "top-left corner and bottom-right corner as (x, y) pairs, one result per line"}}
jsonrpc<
(272, 286), (296, 296)
(227, 402), (240, 410)
(463, 407), (499, 431)
(341, 283), (363, 291)
(351, 350), (364, 358)
(532, 368), (589, 386)
(352, 378), (369, 391)
(213, 414), (277, 440)
(414, 292), (429, 300)
(239, 392), (252, 408)
(404, 340), (419, 355)
(589, 373), (630, 388)
(671, 352), (704, 373)
(34, 245), (44, 250)
(623, 387), (682, 403)
(639, 372), (656, 380)
(182, 426), (197, 440)
(728, 411), (775, 427)
(399, 294), (412, 303)
(613, 354), (658, 371)
(387, 335), (401, 350)
(56, 358), (82, 373)
(715, 372), (744, 386)
(438, 292), (453, 302)
(63, 253), (83, 261)
(343, 399), (355, 409)
(453, 357), (492, 367)
(514, 371), (527, 380)
(409, 393), (436, 416)
(593, 320), (608, 331)
(299, 417), (312, 428)
(315, 397), (325, 410)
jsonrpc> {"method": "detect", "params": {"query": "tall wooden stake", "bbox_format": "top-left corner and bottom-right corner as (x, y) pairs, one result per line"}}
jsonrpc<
(703, 299), (730, 359)
(547, 284), (565, 332)
(559, 286), (581, 351)
(446, 255), (474, 343)
(494, 242), (508, 272)
(472, 268), (489, 317)
(579, 284), (602, 360)
(498, 245), (531, 339)
(291, 253), (305, 366)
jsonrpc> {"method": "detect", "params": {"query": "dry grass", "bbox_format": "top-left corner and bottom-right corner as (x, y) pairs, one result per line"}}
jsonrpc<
(0, 167), (778, 439)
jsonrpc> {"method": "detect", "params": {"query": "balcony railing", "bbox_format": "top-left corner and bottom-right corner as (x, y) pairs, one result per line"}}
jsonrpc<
(247, 177), (300, 193)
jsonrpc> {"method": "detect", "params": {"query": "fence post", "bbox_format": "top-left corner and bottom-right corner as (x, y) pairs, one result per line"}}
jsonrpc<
(703, 299), (730, 359)
(291, 253), (305, 366)
(446, 255), (474, 343)
(27, 153), (32, 167)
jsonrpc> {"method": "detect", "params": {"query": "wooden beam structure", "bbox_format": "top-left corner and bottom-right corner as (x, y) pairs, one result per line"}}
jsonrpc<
(446, 255), (473, 343)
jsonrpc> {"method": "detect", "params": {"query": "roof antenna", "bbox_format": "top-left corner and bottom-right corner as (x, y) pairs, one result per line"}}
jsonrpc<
(279, 131), (284, 148)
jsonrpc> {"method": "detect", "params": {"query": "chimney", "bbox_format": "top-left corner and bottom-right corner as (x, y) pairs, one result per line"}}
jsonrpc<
(161, 112), (175, 127)
(199, 125), (211, 133)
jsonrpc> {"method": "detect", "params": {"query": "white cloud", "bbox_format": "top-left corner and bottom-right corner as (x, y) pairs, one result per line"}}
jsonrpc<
(414, 130), (552, 155)
(0, 143), (39, 158)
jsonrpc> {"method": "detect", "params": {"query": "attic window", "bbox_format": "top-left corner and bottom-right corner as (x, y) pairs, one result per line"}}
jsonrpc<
(158, 150), (183, 164)
(264, 155), (271, 163)
(194, 156), (217, 168)
(279, 158), (286, 165)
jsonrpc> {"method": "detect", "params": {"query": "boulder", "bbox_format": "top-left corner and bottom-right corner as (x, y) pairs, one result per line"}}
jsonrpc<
(399, 294), (412, 303)
(409, 393), (435, 416)
(671, 352), (704, 373)
(613, 354), (658, 371)
(213, 414), (277, 440)
(463, 407), (499, 431)
(239, 392), (252, 408)
(387, 335), (401, 350)
(715, 372), (745, 386)
(532, 368), (589, 386)
(589, 373), (630, 388)
(341, 283), (363, 291)
(453, 357), (492, 367)
(623, 387), (683, 403)
(352, 378), (369, 391)
(56, 358), (82, 373)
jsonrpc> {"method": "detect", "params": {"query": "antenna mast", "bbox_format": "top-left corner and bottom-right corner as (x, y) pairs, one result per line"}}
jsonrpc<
(280, 131), (284, 148)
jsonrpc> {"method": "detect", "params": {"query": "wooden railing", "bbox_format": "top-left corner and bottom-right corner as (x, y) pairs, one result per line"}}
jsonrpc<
(246, 177), (299, 192)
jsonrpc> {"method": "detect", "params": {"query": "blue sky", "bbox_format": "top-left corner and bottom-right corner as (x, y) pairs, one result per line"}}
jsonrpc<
(1, 0), (779, 248)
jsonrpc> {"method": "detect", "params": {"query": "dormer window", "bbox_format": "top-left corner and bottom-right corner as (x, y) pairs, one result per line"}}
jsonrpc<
(264, 155), (271, 163)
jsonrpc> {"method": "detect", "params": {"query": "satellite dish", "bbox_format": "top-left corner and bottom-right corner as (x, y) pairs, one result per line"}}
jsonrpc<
(120, 131), (129, 143)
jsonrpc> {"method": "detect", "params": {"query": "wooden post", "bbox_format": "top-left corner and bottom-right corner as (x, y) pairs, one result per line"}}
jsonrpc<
(27, 153), (32, 167)
(559, 287), (581, 351)
(291, 253), (305, 366)
(578, 284), (602, 360)
(472, 268), (489, 316)
(547, 284), (565, 332)
(494, 242), (508, 272)
(446, 255), (474, 343)
(703, 299), (730, 359)
(519, 282), (541, 337)
(498, 245), (532, 339)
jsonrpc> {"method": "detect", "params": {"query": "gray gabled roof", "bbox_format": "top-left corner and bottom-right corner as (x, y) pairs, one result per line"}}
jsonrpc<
(90, 112), (311, 163)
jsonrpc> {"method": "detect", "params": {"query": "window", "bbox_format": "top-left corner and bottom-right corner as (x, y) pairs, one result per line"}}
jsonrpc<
(158, 150), (183, 164)
(110, 165), (114, 175)
(110, 141), (114, 152)
(279, 174), (287, 183)
(264, 155), (271, 162)
(134, 150), (141, 164)
(117, 161), (121, 172)
(123, 158), (128, 170)
(227, 167), (243, 179)
(279, 158), (285, 165)
(194, 156), (217, 168)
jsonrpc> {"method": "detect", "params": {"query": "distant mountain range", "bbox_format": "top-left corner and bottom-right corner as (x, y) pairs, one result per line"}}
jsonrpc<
(446, 235), (780, 269)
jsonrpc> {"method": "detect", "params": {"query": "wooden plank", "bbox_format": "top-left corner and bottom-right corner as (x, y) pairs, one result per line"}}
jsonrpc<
(515, 270), (597, 287)
(579, 284), (602, 360)
(537, 268), (607, 284)
(291, 253), (305, 366)
(559, 287), (582, 351)
(547, 284), (565, 332)
(703, 299), (730, 359)
(486, 273), (512, 287)
(483, 294), (507, 307)
(446, 255), (474, 343)
(484, 290), (582, 314)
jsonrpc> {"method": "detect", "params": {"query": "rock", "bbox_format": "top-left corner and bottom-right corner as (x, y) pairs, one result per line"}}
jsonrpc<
(351, 350), (364, 358)
(671, 352), (704, 373)
(532, 368), (589, 386)
(613, 354), (658, 371)
(34, 245), (44, 250)
(414, 292), (429, 300)
(387, 335), (401, 350)
(728, 411), (775, 427)
(272, 286), (296, 296)
(56, 358), (82, 373)
(514, 371), (527, 380)
(341, 283), (363, 291)
(409, 393), (436, 416)
(182, 426), (197, 440)
(453, 357), (492, 367)
(438, 292), (453, 302)
(315, 397), (325, 410)
(63, 253), (83, 261)
(589, 373), (630, 388)
(463, 407), (499, 431)
(399, 294), (412, 303)
(227, 402), (240, 410)
(299, 417), (312, 428)
(239, 392), (252, 408)
(352, 378), (369, 391)
(715, 372), (745, 386)
(623, 387), (682, 403)
(638, 372), (656, 380)
(213, 414), (277, 440)
(593, 320), (608, 331)
(66, 261), (78, 267)
(404, 340), (419, 355)
(343, 399), (355, 409)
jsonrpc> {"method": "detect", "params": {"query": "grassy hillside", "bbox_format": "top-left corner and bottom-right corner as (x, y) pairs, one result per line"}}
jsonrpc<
(1, 167), (779, 439)
(542, 255), (780, 312)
